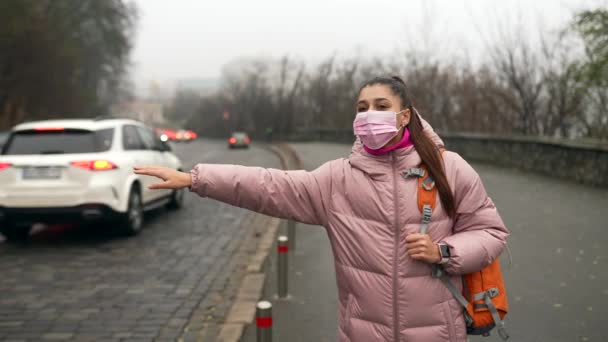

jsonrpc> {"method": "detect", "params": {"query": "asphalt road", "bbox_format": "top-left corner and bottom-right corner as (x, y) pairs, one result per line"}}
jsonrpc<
(2, 140), (606, 342)
(0, 139), (281, 342)
(244, 142), (608, 342)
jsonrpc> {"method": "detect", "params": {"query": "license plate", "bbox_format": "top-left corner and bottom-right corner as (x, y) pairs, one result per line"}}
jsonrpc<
(22, 167), (62, 179)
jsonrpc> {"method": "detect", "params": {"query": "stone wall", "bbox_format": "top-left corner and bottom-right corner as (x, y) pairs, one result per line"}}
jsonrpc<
(288, 129), (608, 187)
(441, 133), (608, 187)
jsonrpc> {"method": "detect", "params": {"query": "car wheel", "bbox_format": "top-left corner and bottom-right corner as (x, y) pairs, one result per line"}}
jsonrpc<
(167, 187), (184, 210)
(118, 187), (144, 236)
(1, 222), (31, 242)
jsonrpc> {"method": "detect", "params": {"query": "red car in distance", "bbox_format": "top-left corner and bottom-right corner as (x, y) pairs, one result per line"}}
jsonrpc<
(176, 130), (197, 142)
(156, 128), (198, 143)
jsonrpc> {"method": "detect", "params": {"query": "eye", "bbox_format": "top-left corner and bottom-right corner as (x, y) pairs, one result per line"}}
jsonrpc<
(357, 106), (367, 112)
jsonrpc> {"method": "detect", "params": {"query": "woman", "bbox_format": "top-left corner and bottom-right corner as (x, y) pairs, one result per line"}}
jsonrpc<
(134, 76), (509, 342)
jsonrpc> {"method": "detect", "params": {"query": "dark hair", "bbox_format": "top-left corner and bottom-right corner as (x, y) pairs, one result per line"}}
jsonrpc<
(358, 76), (455, 218)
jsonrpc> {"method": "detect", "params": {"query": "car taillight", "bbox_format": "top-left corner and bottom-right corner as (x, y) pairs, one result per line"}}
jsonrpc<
(244, 137), (251, 144)
(229, 137), (237, 144)
(71, 160), (117, 171)
(0, 162), (11, 171)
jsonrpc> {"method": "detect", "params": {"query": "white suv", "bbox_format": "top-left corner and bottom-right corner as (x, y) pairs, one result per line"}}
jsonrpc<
(0, 118), (184, 240)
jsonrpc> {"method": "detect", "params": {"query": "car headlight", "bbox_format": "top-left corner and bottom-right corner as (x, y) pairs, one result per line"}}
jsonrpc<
(160, 134), (168, 142)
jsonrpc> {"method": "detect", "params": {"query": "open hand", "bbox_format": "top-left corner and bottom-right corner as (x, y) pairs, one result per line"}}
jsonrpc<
(133, 166), (192, 190)
(405, 233), (441, 264)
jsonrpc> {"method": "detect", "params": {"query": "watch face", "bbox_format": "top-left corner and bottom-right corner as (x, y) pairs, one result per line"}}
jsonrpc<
(440, 245), (450, 257)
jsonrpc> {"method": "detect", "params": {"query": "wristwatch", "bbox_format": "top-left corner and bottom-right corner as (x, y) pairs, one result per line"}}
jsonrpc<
(437, 243), (451, 264)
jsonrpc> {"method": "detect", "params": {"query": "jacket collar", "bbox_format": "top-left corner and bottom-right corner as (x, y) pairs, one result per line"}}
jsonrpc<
(348, 138), (423, 178)
(348, 118), (444, 177)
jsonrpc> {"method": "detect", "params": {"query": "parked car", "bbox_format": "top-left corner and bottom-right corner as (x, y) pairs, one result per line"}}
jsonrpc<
(0, 118), (184, 241)
(0, 131), (8, 149)
(228, 132), (250, 149)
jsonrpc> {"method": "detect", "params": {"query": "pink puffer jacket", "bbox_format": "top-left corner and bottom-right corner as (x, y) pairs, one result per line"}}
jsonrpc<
(189, 124), (509, 342)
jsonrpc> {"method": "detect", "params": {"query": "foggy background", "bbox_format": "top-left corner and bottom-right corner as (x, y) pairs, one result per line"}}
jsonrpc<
(131, 0), (596, 82)
(1, 0), (607, 140)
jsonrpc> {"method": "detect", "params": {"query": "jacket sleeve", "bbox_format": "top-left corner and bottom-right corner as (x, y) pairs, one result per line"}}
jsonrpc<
(188, 161), (333, 226)
(440, 154), (509, 275)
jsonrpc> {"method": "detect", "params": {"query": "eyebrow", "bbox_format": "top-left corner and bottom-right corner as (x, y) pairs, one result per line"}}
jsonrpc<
(357, 98), (391, 104)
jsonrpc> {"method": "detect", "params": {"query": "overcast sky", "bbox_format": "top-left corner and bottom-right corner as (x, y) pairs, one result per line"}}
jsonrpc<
(131, 0), (603, 89)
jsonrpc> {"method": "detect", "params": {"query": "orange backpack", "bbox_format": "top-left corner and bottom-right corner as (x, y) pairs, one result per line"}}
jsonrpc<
(404, 160), (510, 340)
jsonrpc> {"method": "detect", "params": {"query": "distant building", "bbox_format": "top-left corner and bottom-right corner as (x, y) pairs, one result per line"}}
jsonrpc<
(110, 100), (165, 127)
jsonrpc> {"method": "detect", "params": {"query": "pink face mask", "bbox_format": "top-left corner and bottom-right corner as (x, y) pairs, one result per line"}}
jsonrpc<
(353, 110), (405, 149)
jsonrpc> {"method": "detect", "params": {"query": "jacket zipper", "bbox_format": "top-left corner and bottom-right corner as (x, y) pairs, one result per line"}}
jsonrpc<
(391, 152), (401, 342)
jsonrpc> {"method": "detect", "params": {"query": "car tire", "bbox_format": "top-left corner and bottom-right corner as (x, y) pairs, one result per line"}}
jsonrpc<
(118, 187), (144, 236)
(167, 187), (184, 210)
(1, 222), (31, 242)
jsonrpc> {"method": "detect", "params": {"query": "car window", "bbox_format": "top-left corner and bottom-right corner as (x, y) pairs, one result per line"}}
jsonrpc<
(135, 126), (165, 151)
(96, 128), (114, 151)
(0, 132), (8, 149)
(2, 128), (114, 155)
(122, 125), (146, 151)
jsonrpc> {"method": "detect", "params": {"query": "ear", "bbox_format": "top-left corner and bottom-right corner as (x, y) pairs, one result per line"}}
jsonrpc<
(400, 108), (411, 127)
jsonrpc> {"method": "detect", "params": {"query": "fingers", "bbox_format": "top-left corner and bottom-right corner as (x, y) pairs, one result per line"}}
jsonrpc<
(133, 165), (161, 171)
(149, 181), (171, 190)
(405, 233), (424, 243)
(409, 253), (426, 261)
(133, 167), (161, 177)
(405, 240), (427, 250)
(408, 249), (432, 262)
(407, 247), (428, 256)
(133, 166), (170, 181)
(406, 233), (436, 263)
(405, 234), (431, 250)
(407, 245), (426, 253)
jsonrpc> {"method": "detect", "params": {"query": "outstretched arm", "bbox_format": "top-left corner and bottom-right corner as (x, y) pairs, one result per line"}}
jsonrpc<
(134, 162), (333, 226)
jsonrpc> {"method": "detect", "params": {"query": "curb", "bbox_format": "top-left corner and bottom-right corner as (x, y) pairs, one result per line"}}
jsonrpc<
(216, 143), (295, 342)
(217, 218), (280, 341)
(263, 144), (290, 170)
(277, 143), (303, 169)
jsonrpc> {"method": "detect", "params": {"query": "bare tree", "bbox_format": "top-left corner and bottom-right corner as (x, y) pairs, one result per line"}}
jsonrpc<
(0, 0), (137, 129)
(540, 32), (587, 138)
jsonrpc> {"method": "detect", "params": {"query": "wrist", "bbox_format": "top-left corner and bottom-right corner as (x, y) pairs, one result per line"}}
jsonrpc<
(182, 171), (193, 188)
(433, 244), (442, 263)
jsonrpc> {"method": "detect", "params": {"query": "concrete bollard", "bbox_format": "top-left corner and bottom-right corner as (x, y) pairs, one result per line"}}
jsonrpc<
(256, 300), (273, 342)
(277, 235), (289, 298)
(287, 220), (296, 251)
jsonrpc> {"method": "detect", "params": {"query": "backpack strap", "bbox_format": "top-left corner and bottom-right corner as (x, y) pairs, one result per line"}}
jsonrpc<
(402, 149), (443, 234)
(402, 166), (437, 234)
(434, 267), (475, 326)
(404, 150), (509, 340)
(418, 164), (435, 234)
(475, 289), (510, 340)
